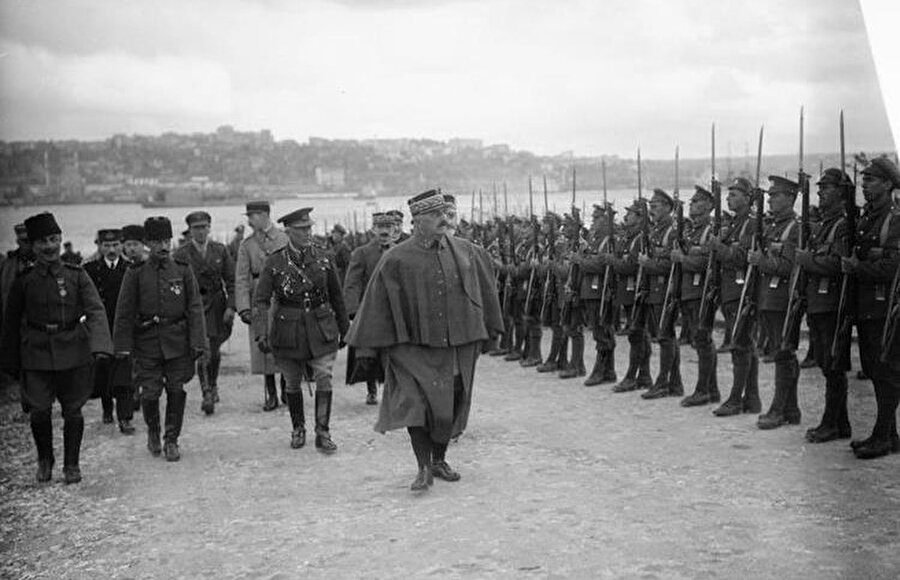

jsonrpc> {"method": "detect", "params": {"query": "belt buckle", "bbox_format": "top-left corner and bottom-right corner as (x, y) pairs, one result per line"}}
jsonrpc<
(45, 323), (59, 333)
(152, 315), (161, 324)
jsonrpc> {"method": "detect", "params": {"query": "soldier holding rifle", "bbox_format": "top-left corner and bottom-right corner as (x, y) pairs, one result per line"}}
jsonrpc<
(580, 203), (619, 386)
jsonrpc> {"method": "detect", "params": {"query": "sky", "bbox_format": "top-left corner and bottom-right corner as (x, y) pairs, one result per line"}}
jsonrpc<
(0, 0), (897, 159)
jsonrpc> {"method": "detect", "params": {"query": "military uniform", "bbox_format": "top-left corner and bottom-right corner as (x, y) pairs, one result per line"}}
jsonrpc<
(580, 206), (618, 386)
(713, 178), (761, 416)
(612, 200), (653, 392)
(173, 212), (236, 414)
(0, 213), (112, 484)
(516, 226), (545, 366)
(253, 208), (349, 453)
(235, 202), (289, 410)
(756, 177), (801, 429)
(536, 215), (568, 374)
(558, 214), (588, 379)
(113, 217), (208, 461)
(326, 224), (352, 285)
(500, 229), (529, 361)
(83, 229), (135, 431)
(848, 158), (900, 459)
(641, 190), (683, 399)
(679, 187), (720, 407)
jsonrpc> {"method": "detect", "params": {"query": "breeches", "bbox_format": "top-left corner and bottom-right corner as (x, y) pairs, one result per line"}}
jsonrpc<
(277, 351), (337, 394)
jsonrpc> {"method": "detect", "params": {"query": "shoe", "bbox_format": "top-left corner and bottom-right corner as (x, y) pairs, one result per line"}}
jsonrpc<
(118, 420), (135, 435)
(559, 367), (586, 379)
(503, 351), (523, 362)
(757, 413), (791, 430)
(850, 434), (900, 452)
(201, 392), (215, 415)
(806, 426), (851, 443)
(853, 438), (898, 460)
(713, 400), (742, 417)
(147, 431), (162, 457)
(431, 460), (461, 482)
(410, 466), (433, 491)
(164, 441), (180, 462)
(488, 348), (509, 357)
(315, 433), (338, 454)
(536, 361), (558, 373)
(63, 466), (82, 485)
(366, 392), (378, 405)
(613, 378), (638, 393)
(290, 427), (306, 449)
(641, 384), (669, 400)
(584, 373), (604, 387)
(742, 399), (762, 414)
(36, 459), (54, 483)
(680, 392), (711, 407)
(520, 357), (541, 368)
(102, 411), (114, 424)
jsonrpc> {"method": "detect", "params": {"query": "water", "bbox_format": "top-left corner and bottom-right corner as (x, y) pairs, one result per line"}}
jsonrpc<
(0, 188), (639, 254)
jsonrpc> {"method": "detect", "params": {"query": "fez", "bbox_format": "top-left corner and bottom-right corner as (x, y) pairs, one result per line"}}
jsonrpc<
(25, 212), (62, 241)
(692, 186), (715, 204)
(121, 224), (145, 242)
(727, 177), (753, 195)
(407, 189), (447, 216)
(244, 200), (271, 214)
(96, 228), (122, 243)
(767, 175), (800, 197)
(144, 216), (174, 241)
(186, 211), (212, 226)
(278, 207), (314, 227)
(861, 157), (900, 188)
(651, 188), (674, 207)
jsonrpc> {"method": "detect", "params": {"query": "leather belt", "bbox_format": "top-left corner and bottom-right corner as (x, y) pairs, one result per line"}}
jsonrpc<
(277, 298), (329, 312)
(137, 315), (185, 329)
(27, 320), (78, 333)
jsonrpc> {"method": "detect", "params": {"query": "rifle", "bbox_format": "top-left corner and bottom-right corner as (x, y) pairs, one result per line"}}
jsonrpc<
(629, 148), (650, 331)
(523, 177), (542, 316)
(781, 106), (810, 349)
(539, 176), (557, 324)
(659, 146), (683, 334)
(561, 168), (583, 326)
(831, 111), (858, 367)
(699, 123), (722, 329)
(731, 126), (766, 341)
(599, 159), (616, 324)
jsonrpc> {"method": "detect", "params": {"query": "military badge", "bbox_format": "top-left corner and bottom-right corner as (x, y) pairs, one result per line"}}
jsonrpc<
(169, 279), (184, 296)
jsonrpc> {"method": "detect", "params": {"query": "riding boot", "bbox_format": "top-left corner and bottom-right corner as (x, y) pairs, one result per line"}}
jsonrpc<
(31, 412), (54, 482)
(163, 389), (187, 461)
(536, 326), (562, 372)
(263, 374), (279, 411)
(208, 349), (222, 402)
(200, 366), (216, 416)
(559, 334), (586, 378)
(62, 416), (84, 484)
(286, 392), (306, 448)
(115, 386), (135, 434)
(142, 398), (162, 456)
(314, 391), (338, 454)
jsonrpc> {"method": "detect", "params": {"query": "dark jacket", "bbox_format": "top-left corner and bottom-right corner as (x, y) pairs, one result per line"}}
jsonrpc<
(854, 200), (900, 321)
(718, 212), (756, 304)
(757, 211), (798, 312)
(83, 257), (129, 330)
(173, 241), (235, 340)
(343, 239), (391, 315)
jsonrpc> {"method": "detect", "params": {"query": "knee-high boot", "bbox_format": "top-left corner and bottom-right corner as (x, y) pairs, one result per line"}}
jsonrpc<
(560, 334), (586, 378)
(31, 411), (54, 482)
(537, 326), (563, 372)
(142, 398), (162, 456)
(62, 416), (84, 484)
(314, 391), (337, 454)
(163, 389), (186, 461)
(287, 392), (306, 448)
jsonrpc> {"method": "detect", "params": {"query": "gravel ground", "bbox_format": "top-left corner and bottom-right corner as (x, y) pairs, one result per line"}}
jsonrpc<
(2, 323), (899, 579)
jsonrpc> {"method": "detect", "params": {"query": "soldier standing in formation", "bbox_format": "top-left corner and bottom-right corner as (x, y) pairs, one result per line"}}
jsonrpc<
(343, 212), (397, 405)
(711, 178), (761, 416)
(580, 204), (618, 387)
(347, 189), (503, 491)
(674, 187), (720, 407)
(173, 211), (236, 415)
(84, 228), (135, 433)
(640, 189), (684, 400)
(253, 208), (349, 453)
(235, 201), (289, 411)
(113, 217), (208, 462)
(753, 176), (802, 429)
(0, 212), (112, 484)
(843, 157), (900, 458)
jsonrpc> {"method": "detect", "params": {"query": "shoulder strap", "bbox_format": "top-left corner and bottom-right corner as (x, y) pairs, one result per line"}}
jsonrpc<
(780, 220), (796, 243)
(826, 217), (845, 244)
(880, 211), (893, 246)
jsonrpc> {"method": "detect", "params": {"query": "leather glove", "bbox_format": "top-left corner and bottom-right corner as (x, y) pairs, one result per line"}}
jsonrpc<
(257, 337), (272, 354)
(239, 309), (252, 325)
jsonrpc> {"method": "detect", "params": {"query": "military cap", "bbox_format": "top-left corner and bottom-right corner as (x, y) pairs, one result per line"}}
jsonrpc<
(185, 211), (212, 226)
(543, 211), (562, 225)
(14, 223), (27, 235)
(332, 223), (347, 235)
(386, 209), (405, 222)
(24, 212), (62, 241)
(727, 177), (753, 195)
(372, 212), (394, 226)
(407, 189), (446, 216)
(96, 228), (122, 243)
(691, 186), (715, 204)
(244, 200), (271, 214)
(277, 207), (314, 227)
(650, 188), (674, 208)
(861, 156), (900, 188)
(817, 167), (851, 187)
(767, 175), (800, 197)
(144, 216), (174, 241)
(121, 224), (145, 242)
(625, 198), (648, 215)
(443, 193), (457, 207)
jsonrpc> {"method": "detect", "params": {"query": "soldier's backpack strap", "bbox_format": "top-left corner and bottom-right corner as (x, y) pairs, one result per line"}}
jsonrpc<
(780, 220), (796, 243)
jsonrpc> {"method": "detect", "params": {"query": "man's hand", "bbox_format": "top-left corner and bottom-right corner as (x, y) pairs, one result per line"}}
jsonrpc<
(637, 253), (651, 266)
(670, 249), (684, 263)
(223, 307), (236, 326)
(841, 254), (860, 274)
(747, 249), (762, 266)
(239, 309), (252, 325)
(257, 337), (272, 354)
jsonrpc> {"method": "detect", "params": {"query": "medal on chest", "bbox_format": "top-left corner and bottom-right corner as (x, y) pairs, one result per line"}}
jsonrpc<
(57, 277), (67, 298)
(169, 279), (184, 296)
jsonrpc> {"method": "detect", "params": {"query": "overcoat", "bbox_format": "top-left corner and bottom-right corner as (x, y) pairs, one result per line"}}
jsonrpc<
(173, 241), (235, 341)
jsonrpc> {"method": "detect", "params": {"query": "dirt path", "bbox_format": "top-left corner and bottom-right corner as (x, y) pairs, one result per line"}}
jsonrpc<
(2, 324), (899, 579)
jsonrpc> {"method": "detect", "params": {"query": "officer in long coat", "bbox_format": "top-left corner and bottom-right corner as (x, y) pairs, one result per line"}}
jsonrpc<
(347, 189), (504, 492)
(84, 228), (135, 433)
(235, 201), (289, 411)
(253, 208), (349, 453)
(343, 212), (396, 404)
(0, 212), (112, 484)
(173, 211), (235, 414)
(113, 217), (208, 462)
